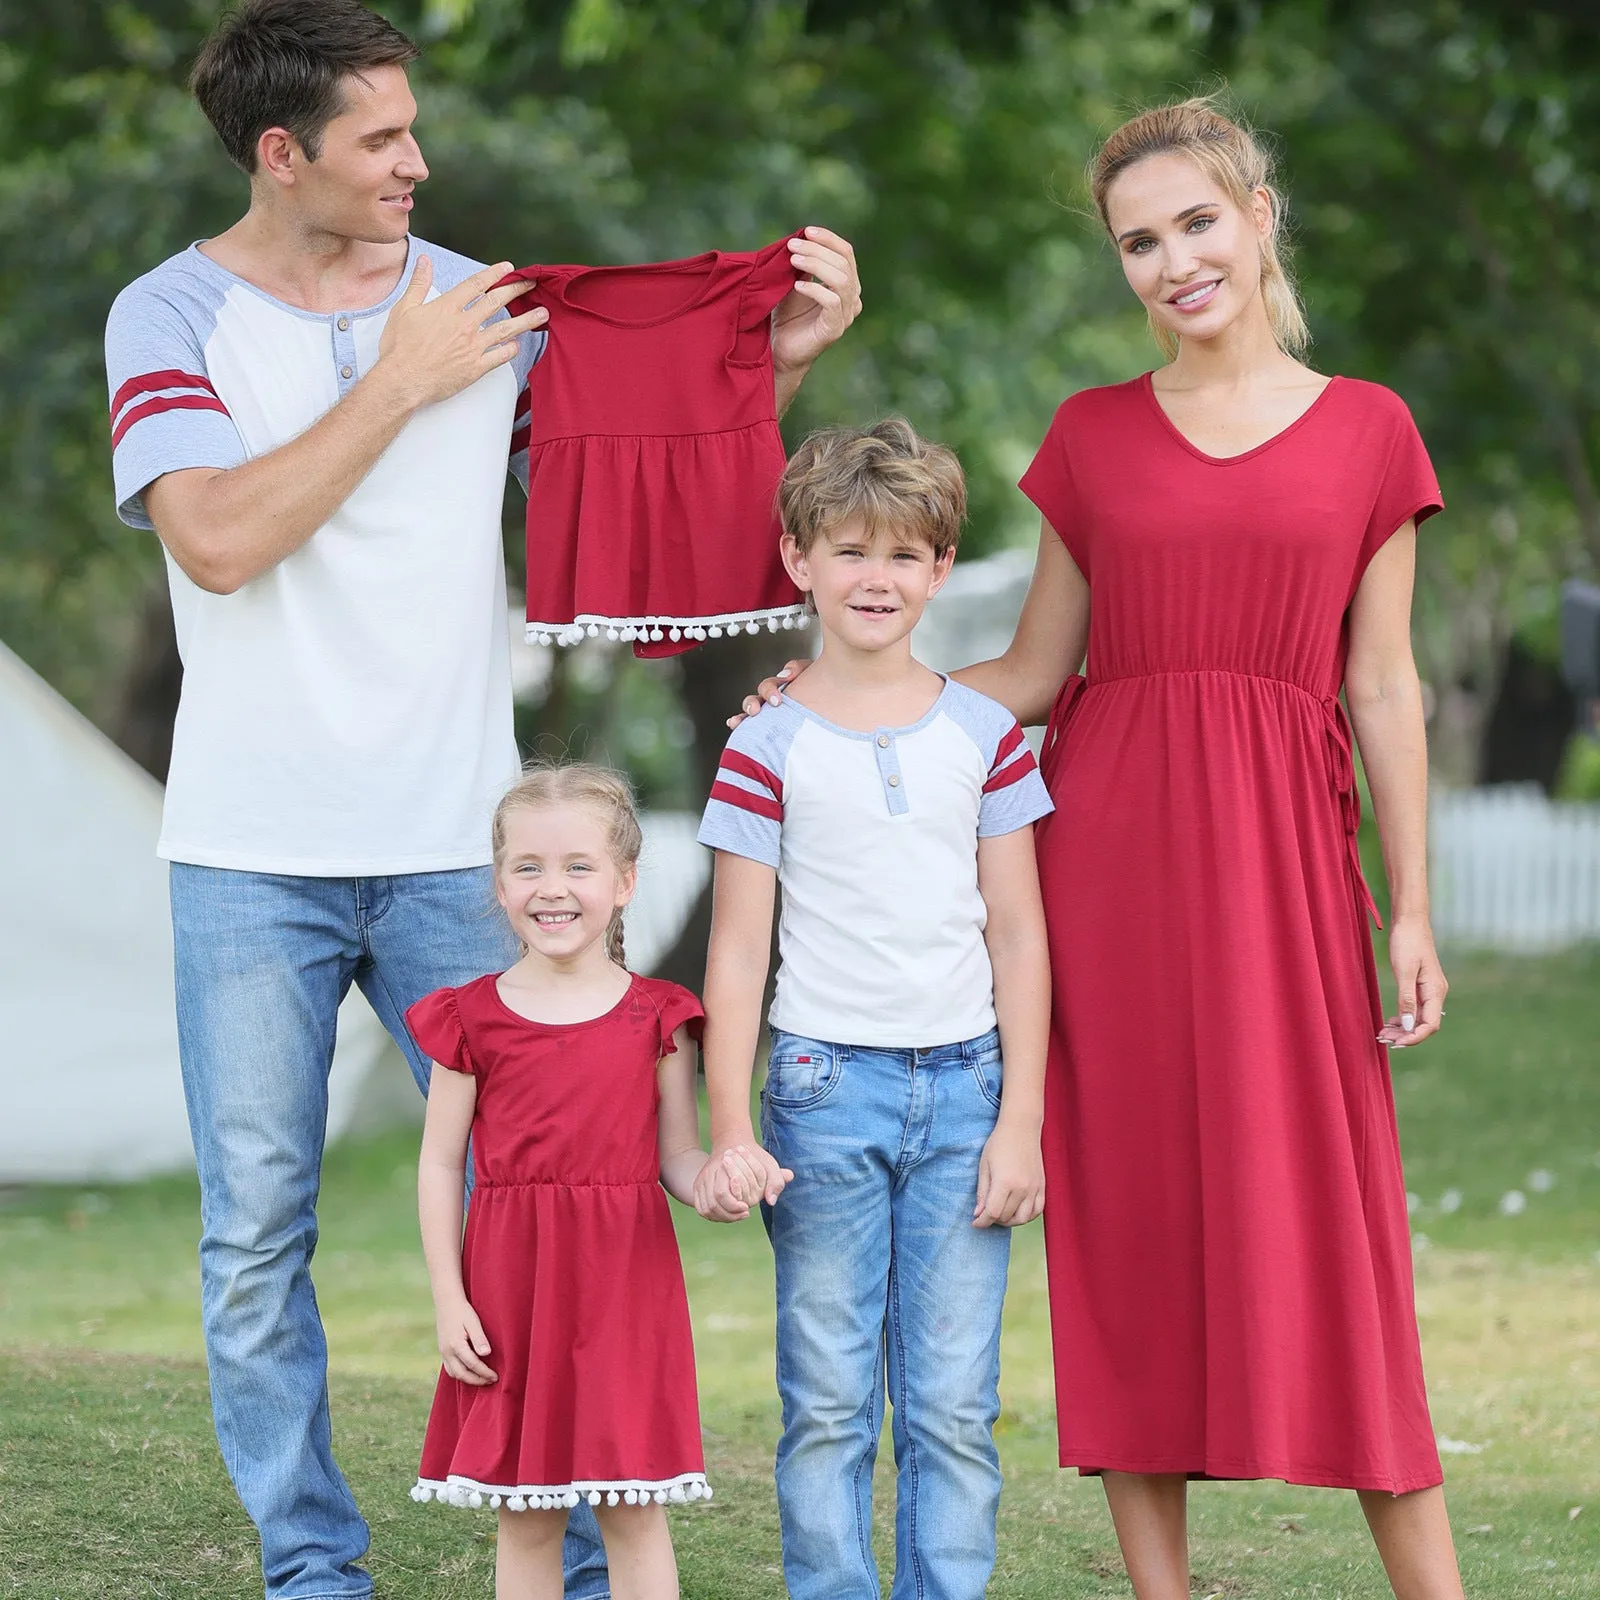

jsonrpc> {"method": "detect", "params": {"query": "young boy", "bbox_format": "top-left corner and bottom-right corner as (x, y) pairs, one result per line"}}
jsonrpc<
(692, 419), (1053, 1600)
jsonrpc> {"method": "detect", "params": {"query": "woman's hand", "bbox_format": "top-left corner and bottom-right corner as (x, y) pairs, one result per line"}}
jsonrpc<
(437, 1298), (497, 1385)
(1379, 912), (1447, 1047)
(728, 658), (811, 729)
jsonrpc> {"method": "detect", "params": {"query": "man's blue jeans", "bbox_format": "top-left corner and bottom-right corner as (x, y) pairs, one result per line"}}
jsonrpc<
(169, 865), (610, 1600)
(761, 1026), (1013, 1600)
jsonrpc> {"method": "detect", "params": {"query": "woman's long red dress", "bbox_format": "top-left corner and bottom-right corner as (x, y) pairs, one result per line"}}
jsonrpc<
(1023, 373), (1445, 1493)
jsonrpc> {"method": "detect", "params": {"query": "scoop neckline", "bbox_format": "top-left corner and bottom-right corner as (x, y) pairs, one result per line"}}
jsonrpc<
(487, 970), (637, 1030)
(553, 250), (724, 328)
(186, 236), (417, 324)
(780, 674), (952, 740)
(1140, 369), (1341, 465)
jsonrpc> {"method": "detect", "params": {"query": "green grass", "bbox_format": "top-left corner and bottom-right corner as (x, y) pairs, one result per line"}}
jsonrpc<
(1, 951), (1597, 1597)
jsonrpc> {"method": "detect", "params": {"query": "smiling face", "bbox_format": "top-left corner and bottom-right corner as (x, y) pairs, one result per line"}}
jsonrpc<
(262, 63), (427, 243)
(1104, 150), (1273, 351)
(782, 514), (955, 656)
(494, 801), (636, 967)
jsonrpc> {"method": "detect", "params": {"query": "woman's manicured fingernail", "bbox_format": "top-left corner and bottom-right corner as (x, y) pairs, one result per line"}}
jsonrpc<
(778, 667), (792, 679)
(768, 694), (781, 706)
(1401, 1013), (1415, 1032)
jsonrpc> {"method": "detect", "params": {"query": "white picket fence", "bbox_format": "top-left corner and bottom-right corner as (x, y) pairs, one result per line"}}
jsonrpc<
(1431, 784), (1600, 952)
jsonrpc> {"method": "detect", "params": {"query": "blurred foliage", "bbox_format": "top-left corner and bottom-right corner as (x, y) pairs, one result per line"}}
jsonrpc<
(1554, 732), (1600, 800)
(0, 0), (1597, 783)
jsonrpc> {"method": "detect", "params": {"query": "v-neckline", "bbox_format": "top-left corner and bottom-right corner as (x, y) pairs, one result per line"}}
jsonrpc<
(1141, 370), (1340, 466)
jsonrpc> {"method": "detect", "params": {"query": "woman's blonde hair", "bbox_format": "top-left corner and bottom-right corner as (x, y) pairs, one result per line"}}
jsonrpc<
(1087, 95), (1309, 360)
(491, 762), (643, 967)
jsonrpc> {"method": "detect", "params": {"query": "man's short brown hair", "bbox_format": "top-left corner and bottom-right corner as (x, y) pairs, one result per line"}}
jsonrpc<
(778, 418), (967, 560)
(190, 0), (419, 172)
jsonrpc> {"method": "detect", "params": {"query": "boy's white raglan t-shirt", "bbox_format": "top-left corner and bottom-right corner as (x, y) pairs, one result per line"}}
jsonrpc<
(697, 679), (1053, 1048)
(104, 237), (544, 874)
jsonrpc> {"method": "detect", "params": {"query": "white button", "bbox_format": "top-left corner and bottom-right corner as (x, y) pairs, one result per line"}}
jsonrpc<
(887, 774), (900, 787)
(340, 365), (353, 379)
(876, 734), (890, 748)
(337, 315), (350, 331)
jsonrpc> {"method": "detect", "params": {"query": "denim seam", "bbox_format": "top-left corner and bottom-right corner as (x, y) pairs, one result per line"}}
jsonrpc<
(888, 1252), (925, 1600)
(852, 1325), (882, 1588)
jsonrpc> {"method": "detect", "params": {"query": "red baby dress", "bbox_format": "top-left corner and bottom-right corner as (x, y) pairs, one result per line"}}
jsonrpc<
(405, 972), (711, 1511)
(501, 236), (810, 657)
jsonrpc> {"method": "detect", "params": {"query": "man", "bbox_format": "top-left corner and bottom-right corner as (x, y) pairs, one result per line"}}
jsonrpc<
(103, 4), (860, 1597)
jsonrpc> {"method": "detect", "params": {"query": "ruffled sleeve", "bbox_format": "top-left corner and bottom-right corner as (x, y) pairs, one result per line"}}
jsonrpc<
(650, 982), (707, 1058)
(405, 987), (476, 1075)
(727, 231), (804, 365)
(1354, 388), (1443, 584)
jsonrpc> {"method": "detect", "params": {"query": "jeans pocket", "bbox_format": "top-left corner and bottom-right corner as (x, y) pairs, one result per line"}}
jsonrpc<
(763, 1033), (844, 1110)
(963, 1033), (1004, 1111)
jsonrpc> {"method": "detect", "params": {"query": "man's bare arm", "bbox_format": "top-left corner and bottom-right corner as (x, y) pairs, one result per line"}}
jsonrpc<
(145, 257), (546, 594)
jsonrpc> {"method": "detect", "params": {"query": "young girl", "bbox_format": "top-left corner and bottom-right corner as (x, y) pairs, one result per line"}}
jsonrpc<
(406, 763), (736, 1600)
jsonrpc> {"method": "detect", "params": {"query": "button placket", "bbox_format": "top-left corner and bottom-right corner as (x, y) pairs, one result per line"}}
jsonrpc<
(332, 313), (359, 391)
(872, 730), (910, 815)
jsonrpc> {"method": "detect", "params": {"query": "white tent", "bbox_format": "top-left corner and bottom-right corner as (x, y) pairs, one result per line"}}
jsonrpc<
(0, 638), (407, 1183)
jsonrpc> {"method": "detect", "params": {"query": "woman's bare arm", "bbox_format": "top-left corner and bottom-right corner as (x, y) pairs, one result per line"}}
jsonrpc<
(1345, 522), (1448, 1046)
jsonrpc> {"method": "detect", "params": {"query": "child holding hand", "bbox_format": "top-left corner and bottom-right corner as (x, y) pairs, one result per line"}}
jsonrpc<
(407, 764), (736, 1600)
(694, 420), (1054, 1600)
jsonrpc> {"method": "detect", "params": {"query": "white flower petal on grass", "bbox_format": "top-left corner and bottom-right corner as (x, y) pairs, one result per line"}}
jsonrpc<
(1439, 1188), (1463, 1214)
(1499, 1190), (1527, 1217)
(1437, 1437), (1486, 1455)
(1569, 1506), (1583, 1522)
(1528, 1168), (1556, 1193)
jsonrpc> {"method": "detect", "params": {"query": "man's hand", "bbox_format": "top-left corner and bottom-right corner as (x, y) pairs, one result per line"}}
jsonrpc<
(973, 1119), (1046, 1228)
(377, 257), (547, 411)
(437, 1296), (498, 1385)
(772, 227), (862, 387)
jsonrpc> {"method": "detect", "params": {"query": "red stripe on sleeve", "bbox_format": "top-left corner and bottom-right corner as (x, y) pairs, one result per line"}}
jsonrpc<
(989, 722), (1026, 774)
(719, 749), (783, 800)
(110, 393), (231, 450)
(982, 748), (1038, 793)
(710, 779), (783, 823)
(110, 369), (218, 419)
(510, 423), (532, 456)
(514, 380), (531, 422)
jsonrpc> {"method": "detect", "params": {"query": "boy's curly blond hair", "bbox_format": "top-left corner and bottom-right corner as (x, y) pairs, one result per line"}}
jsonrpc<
(778, 418), (966, 559)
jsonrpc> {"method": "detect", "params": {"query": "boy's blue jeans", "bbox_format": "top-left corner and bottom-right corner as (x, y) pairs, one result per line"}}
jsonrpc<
(761, 1025), (1012, 1600)
(169, 865), (610, 1600)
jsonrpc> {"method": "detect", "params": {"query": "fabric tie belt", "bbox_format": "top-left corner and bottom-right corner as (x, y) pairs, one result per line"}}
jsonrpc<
(1038, 672), (1381, 929)
(1321, 694), (1382, 929)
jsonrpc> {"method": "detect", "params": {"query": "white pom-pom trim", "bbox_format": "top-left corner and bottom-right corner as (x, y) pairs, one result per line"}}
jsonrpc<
(527, 605), (807, 648)
(413, 1473), (711, 1512)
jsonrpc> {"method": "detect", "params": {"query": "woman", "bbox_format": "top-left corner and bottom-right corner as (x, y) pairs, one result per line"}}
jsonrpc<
(743, 98), (1464, 1600)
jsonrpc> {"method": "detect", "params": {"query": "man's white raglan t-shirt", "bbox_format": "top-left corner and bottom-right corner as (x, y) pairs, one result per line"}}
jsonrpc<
(696, 679), (1054, 1048)
(105, 237), (542, 874)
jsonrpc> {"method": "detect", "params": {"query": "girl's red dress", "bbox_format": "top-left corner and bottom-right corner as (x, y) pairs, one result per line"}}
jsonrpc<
(501, 237), (809, 657)
(1023, 373), (1445, 1493)
(405, 972), (710, 1510)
